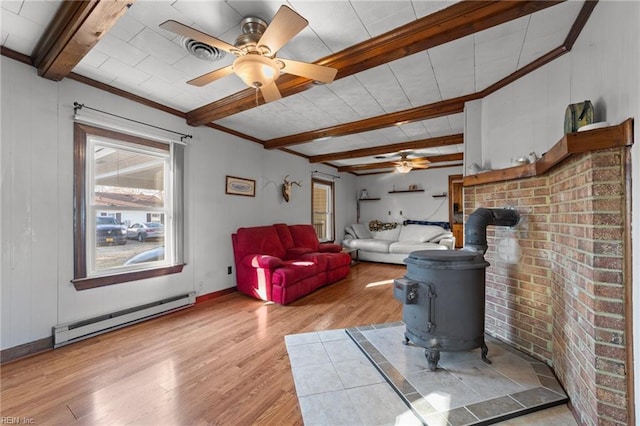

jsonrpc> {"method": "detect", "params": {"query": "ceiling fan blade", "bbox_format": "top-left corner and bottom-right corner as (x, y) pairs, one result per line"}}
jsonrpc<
(260, 82), (282, 103)
(188, 65), (235, 87)
(159, 20), (237, 53)
(258, 6), (308, 54)
(278, 58), (337, 84)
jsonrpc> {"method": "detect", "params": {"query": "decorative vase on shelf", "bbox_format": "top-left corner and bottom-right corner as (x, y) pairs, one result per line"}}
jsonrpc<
(359, 189), (368, 199)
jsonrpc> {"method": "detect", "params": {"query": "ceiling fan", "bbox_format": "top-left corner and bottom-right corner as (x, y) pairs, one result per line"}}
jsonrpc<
(391, 152), (431, 173)
(160, 5), (338, 103)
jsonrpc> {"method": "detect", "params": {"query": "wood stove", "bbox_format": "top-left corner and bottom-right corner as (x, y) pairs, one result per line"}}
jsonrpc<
(394, 208), (520, 371)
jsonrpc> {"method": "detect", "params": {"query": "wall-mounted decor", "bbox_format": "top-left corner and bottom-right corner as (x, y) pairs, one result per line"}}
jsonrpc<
(225, 175), (255, 197)
(282, 175), (302, 202)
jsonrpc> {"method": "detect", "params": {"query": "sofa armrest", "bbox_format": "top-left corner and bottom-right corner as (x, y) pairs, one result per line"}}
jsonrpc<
(318, 243), (343, 253)
(243, 254), (284, 269)
(438, 237), (455, 250)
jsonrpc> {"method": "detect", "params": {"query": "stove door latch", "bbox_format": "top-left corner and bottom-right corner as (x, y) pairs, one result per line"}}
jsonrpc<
(393, 277), (419, 304)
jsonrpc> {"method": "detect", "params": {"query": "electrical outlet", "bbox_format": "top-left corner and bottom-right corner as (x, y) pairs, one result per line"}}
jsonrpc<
(388, 210), (391, 215)
(227, 266), (232, 275)
(400, 210), (403, 216)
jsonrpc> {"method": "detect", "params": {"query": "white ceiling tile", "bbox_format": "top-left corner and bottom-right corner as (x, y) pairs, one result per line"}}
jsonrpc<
(173, 0), (243, 36)
(355, 65), (410, 113)
(388, 51), (442, 107)
(289, 1), (369, 52)
(130, 28), (189, 65)
(447, 113), (464, 132)
(1, 2), (22, 14)
(327, 76), (386, 118)
(429, 35), (475, 99)
(0, 7), (46, 53)
(299, 85), (361, 123)
(351, 1), (416, 37)
(77, 49), (109, 69)
(1, 32), (38, 54)
(475, 56), (517, 92)
(475, 28), (526, 66)
(108, 13), (145, 43)
(100, 58), (151, 86)
(136, 56), (187, 84)
(126, 1), (197, 39)
(411, 0), (458, 18)
(423, 116), (455, 137)
(276, 27), (333, 63)
(17, 0), (61, 27)
(93, 33), (148, 67)
(71, 63), (118, 86)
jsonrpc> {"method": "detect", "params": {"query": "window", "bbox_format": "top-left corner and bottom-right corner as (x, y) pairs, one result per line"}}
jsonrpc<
(73, 123), (185, 290)
(311, 178), (335, 242)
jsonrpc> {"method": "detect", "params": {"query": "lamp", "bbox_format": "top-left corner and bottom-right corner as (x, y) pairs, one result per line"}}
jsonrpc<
(395, 162), (412, 173)
(233, 55), (280, 88)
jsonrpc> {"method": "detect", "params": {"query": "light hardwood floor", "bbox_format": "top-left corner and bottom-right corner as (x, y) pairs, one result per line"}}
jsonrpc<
(1, 262), (406, 425)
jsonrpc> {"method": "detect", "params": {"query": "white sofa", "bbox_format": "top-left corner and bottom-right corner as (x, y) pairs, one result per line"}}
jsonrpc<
(343, 223), (455, 265)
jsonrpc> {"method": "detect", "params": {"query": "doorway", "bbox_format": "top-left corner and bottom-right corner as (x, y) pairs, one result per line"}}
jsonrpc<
(311, 178), (335, 242)
(448, 174), (464, 248)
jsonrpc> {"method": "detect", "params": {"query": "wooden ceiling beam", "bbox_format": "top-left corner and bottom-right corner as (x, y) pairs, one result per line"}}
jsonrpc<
(186, 0), (562, 126)
(338, 153), (463, 172)
(308, 134), (463, 163)
(32, 0), (131, 81)
(264, 94), (477, 150)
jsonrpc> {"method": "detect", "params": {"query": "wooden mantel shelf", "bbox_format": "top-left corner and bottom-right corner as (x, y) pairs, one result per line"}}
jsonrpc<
(463, 118), (634, 187)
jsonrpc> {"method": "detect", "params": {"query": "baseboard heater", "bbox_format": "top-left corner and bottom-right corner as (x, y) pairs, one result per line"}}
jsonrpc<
(53, 292), (196, 347)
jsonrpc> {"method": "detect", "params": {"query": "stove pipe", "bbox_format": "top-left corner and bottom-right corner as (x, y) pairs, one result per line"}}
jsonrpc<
(464, 208), (520, 254)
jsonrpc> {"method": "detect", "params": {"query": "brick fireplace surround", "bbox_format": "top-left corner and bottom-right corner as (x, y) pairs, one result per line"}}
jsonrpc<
(464, 130), (632, 425)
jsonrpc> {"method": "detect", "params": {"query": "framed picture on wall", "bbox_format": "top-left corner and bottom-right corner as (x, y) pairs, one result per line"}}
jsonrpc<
(225, 175), (256, 197)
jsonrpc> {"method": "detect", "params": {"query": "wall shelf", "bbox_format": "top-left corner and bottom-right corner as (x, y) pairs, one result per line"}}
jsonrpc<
(432, 193), (447, 198)
(388, 190), (424, 194)
(463, 119), (634, 187)
(358, 198), (380, 201)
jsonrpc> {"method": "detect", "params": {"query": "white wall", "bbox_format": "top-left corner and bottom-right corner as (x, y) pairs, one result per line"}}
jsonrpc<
(355, 166), (463, 225)
(475, 1), (640, 414)
(0, 57), (356, 350)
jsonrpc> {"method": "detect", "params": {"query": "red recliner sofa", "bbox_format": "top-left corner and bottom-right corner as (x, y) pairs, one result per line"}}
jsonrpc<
(231, 223), (351, 304)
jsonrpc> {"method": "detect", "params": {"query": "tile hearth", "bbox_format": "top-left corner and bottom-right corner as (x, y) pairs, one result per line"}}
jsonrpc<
(286, 323), (572, 425)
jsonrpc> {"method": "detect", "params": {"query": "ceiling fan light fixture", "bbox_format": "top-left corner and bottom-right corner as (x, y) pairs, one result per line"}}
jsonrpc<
(396, 162), (412, 173)
(233, 55), (280, 88)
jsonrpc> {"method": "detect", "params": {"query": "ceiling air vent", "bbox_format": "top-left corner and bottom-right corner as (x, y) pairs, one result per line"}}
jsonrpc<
(181, 36), (225, 62)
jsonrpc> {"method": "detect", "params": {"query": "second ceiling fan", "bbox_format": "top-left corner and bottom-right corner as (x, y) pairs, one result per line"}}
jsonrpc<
(160, 5), (338, 103)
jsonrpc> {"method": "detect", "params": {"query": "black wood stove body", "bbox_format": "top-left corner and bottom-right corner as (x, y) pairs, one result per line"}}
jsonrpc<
(393, 208), (520, 371)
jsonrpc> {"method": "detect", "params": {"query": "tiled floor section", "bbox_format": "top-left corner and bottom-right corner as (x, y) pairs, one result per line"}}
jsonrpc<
(286, 323), (575, 426)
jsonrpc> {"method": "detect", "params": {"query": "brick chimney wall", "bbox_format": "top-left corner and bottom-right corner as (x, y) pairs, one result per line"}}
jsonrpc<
(464, 148), (629, 425)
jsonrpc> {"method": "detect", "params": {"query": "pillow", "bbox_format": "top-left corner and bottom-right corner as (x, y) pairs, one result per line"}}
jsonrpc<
(344, 225), (355, 238)
(399, 224), (446, 243)
(350, 223), (372, 239)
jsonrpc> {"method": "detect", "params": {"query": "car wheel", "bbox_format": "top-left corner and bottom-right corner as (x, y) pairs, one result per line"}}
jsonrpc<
(138, 233), (145, 242)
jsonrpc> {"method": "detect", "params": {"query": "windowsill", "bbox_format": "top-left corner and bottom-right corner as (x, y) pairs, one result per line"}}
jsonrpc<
(72, 264), (186, 290)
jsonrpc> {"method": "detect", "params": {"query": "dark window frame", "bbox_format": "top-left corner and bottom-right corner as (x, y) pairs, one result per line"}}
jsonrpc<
(72, 123), (184, 290)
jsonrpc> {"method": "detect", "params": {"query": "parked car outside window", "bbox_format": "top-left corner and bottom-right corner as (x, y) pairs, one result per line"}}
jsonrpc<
(126, 222), (165, 242)
(96, 216), (127, 245)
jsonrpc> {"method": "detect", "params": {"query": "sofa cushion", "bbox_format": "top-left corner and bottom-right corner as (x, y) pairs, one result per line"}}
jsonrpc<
(398, 224), (451, 243)
(289, 224), (320, 250)
(235, 225), (286, 259)
(273, 223), (295, 250)
(370, 227), (401, 241)
(350, 223), (372, 239)
(389, 241), (447, 254)
(271, 260), (319, 287)
(347, 239), (393, 253)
